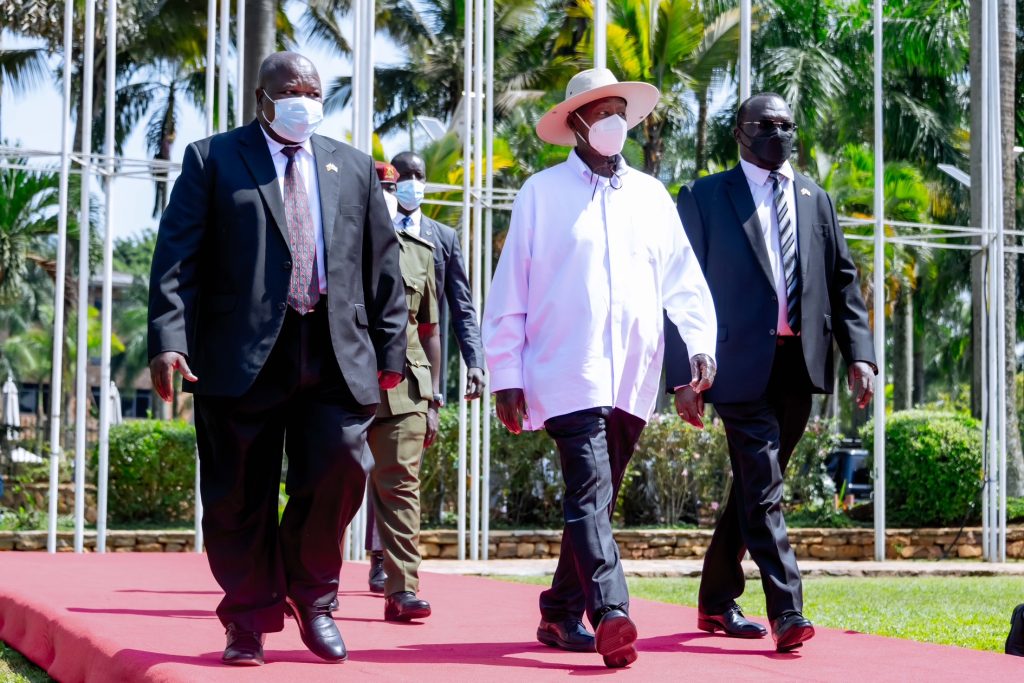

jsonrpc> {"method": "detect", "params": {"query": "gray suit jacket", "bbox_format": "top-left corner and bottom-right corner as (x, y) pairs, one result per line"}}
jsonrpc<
(148, 121), (407, 405)
(665, 164), (875, 404)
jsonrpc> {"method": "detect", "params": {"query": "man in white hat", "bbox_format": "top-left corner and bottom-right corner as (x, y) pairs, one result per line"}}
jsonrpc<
(483, 69), (718, 668)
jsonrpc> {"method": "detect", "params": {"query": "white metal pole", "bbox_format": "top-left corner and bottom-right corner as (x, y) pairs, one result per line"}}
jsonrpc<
(206, 0), (216, 137)
(48, 0), (75, 554)
(980, 239), (991, 560)
(74, 0), (97, 555)
(96, 0), (118, 554)
(363, 0), (375, 153)
(739, 0), (751, 101)
(481, 0), (495, 562)
(469, 0), (485, 562)
(198, 0), (216, 553)
(219, 0), (229, 132)
(594, 0), (607, 71)
(235, 0), (245, 127)
(351, 0), (363, 154)
(871, 0), (886, 563)
(458, 0), (474, 561)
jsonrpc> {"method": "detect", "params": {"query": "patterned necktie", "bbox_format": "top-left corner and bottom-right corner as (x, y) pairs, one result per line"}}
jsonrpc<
(769, 170), (800, 332)
(281, 146), (320, 314)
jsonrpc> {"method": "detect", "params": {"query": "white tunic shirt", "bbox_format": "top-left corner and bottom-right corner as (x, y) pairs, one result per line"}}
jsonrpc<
(260, 127), (327, 294)
(484, 151), (717, 430)
(739, 158), (797, 336)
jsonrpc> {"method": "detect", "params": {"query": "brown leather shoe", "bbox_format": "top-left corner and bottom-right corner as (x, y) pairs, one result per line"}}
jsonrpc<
(221, 624), (265, 666)
(384, 591), (432, 621)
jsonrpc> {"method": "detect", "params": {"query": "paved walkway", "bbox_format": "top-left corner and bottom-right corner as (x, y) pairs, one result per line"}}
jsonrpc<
(421, 558), (1024, 578)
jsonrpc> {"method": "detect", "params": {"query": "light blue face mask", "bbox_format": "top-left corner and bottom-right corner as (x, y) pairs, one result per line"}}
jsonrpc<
(395, 179), (425, 211)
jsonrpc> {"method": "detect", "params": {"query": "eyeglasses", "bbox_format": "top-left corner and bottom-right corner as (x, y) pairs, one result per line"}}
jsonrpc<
(740, 119), (798, 133)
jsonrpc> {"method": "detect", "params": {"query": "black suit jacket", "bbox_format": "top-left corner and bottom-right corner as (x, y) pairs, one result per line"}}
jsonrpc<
(419, 215), (484, 369)
(148, 121), (407, 405)
(665, 164), (875, 404)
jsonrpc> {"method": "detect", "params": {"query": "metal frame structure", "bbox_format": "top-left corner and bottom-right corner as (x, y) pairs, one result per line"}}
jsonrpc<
(1, 0), (1011, 563)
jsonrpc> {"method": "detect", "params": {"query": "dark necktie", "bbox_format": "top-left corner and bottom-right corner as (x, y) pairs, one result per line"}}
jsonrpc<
(769, 170), (800, 332)
(281, 146), (320, 314)
(402, 215), (413, 231)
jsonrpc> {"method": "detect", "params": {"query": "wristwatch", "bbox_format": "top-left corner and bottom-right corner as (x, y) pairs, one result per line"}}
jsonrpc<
(431, 393), (445, 407)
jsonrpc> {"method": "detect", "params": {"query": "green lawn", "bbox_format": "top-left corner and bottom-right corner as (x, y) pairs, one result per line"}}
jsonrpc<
(0, 642), (52, 683)
(501, 576), (1024, 653)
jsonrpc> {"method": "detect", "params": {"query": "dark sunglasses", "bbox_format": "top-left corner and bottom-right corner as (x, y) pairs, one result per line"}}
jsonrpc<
(740, 119), (798, 133)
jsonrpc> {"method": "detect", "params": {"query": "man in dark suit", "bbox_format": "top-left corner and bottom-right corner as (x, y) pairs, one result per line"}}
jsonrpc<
(147, 52), (406, 666)
(390, 151), (485, 401)
(665, 93), (876, 653)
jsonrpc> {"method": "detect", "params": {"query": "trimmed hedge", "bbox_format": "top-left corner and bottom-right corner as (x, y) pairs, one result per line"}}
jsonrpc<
(862, 410), (982, 527)
(95, 420), (197, 524)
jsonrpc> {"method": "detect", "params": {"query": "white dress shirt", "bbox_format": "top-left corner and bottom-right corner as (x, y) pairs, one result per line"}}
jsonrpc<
(394, 209), (422, 237)
(739, 157), (797, 336)
(484, 151), (717, 431)
(260, 127), (327, 294)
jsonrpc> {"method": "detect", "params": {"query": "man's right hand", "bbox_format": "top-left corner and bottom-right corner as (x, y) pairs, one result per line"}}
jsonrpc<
(149, 352), (198, 403)
(495, 388), (526, 435)
(675, 385), (705, 429)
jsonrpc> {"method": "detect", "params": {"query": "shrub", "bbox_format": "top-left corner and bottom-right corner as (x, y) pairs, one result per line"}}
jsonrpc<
(784, 417), (841, 508)
(861, 410), (982, 527)
(95, 420), (197, 524)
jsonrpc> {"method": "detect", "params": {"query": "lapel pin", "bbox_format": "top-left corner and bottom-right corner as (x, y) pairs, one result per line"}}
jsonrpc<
(800, 188), (811, 196)
(325, 162), (338, 173)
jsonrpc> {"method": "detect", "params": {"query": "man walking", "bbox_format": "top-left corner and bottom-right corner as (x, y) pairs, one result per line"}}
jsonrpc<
(665, 92), (876, 653)
(148, 52), (406, 665)
(484, 69), (718, 669)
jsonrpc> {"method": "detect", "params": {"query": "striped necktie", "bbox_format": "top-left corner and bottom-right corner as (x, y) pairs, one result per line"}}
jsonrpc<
(769, 170), (800, 332)
(281, 146), (320, 314)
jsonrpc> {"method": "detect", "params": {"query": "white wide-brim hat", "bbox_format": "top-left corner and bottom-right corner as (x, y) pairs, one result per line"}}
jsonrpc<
(536, 68), (660, 147)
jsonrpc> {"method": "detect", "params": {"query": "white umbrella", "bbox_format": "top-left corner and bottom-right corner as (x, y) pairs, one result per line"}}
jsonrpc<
(2, 375), (20, 442)
(108, 381), (123, 426)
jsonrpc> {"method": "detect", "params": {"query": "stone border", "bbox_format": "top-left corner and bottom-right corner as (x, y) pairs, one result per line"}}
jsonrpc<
(4, 527), (1021, 559)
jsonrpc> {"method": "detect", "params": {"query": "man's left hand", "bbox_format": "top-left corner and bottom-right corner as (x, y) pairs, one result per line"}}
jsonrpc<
(689, 354), (717, 393)
(425, 403), (440, 447)
(848, 361), (875, 409)
(378, 370), (402, 390)
(465, 367), (486, 400)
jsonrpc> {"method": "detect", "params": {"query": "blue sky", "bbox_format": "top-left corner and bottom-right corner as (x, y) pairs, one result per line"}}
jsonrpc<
(1, 2), (406, 241)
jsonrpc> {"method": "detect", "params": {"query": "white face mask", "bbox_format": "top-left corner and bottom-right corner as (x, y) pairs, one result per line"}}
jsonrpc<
(261, 93), (324, 143)
(395, 179), (426, 211)
(383, 190), (399, 221)
(575, 112), (628, 157)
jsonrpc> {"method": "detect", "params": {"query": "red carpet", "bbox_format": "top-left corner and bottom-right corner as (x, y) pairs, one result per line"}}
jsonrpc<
(0, 553), (1017, 682)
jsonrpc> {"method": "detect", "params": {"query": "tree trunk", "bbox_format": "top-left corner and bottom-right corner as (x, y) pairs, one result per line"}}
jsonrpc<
(999, 0), (1024, 494)
(242, 0), (278, 125)
(694, 89), (709, 173)
(969, 0), (984, 419)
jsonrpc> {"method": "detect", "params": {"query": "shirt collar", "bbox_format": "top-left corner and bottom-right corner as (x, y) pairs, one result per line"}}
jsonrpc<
(260, 125), (313, 158)
(739, 157), (794, 187)
(394, 209), (421, 229)
(566, 149), (630, 185)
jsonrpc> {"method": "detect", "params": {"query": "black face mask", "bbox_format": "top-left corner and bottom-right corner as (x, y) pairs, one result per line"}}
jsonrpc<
(739, 127), (795, 168)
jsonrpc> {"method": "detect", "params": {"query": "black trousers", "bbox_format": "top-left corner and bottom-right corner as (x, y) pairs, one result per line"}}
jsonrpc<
(194, 301), (377, 633)
(540, 407), (645, 628)
(699, 336), (813, 620)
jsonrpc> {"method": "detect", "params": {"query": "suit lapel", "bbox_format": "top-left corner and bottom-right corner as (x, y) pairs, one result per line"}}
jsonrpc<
(793, 173), (816, 284)
(311, 135), (340, 256)
(725, 165), (775, 288)
(238, 122), (290, 249)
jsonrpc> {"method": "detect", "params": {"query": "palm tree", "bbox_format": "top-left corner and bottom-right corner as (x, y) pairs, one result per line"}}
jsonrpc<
(0, 43), (49, 140)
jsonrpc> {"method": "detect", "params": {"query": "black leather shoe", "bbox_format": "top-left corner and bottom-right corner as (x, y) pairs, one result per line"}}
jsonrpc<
(1006, 603), (1024, 656)
(222, 624), (265, 666)
(697, 605), (768, 639)
(384, 591), (432, 621)
(284, 597), (348, 662)
(594, 608), (638, 668)
(536, 618), (597, 652)
(771, 612), (815, 652)
(368, 552), (387, 593)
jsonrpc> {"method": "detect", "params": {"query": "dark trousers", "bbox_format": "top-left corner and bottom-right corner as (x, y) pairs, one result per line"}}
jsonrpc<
(699, 336), (813, 620)
(194, 302), (376, 633)
(540, 407), (645, 628)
